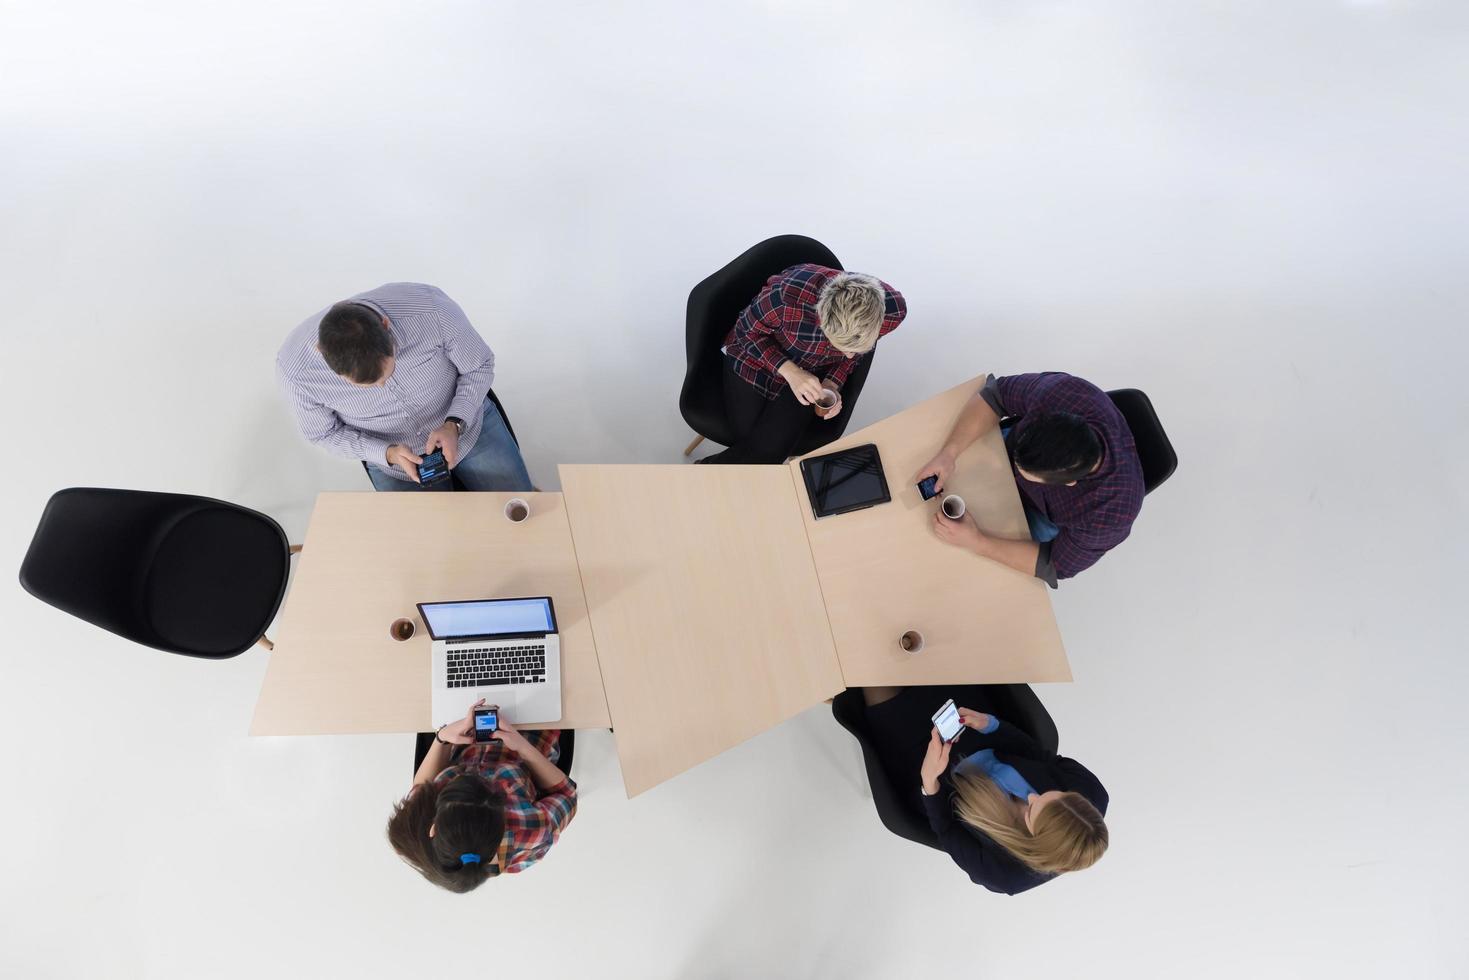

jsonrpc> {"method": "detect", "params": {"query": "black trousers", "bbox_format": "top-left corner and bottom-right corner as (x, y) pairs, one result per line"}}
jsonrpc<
(705, 359), (820, 464)
(864, 686), (1008, 796)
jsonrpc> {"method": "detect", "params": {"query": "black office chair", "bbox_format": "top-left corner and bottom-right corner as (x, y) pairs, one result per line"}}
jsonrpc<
(412, 728), (575, 779)
(1106, 388), (1177, 494)
(680, 235), (876, 457)
(831, 685), (1060, 850)
(360, 388), (520, 489)
(19, 488), (292, 659)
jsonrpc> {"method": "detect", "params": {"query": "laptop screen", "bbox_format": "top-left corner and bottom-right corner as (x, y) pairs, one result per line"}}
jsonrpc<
(418, 597), (556, 640)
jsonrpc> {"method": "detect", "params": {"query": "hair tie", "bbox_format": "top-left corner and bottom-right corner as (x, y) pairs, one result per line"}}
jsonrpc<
(459, 852), (481, 865)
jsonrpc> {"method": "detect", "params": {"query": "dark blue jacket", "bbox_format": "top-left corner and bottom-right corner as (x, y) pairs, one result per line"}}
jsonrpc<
(919, 720), (1108, 895)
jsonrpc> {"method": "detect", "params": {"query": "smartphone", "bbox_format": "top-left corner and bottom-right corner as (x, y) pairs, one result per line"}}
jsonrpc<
(419, 449), (452, 490)
(931, 699), (963, 743)
(917, 476), (939, 501)
(472, 705), (499, 742)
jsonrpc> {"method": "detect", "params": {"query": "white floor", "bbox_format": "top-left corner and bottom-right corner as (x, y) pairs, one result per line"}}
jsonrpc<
(2, 2), (1467, 977)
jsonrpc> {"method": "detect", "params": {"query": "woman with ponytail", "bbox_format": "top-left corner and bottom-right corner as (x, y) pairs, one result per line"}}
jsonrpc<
(386, 699), (576, 892)
(864, 686), (1108, 894)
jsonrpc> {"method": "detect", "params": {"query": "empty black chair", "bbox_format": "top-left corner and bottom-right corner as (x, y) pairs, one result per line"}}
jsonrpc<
(831, 685), (1059, 850)
(412, 728), (575, 779)
(360, 388), (519, 489)
(680, 234), (875, 457)
(1106, 388), (1177, 494)
(19, 488), (291, 659)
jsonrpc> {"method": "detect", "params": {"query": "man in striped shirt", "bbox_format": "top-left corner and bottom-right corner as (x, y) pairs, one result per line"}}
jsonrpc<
(276, 282), (532, 491)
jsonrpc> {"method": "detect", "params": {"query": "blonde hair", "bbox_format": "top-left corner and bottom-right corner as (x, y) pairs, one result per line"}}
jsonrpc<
(951, 769), (1108, 875)
(815, 273), (886, 353)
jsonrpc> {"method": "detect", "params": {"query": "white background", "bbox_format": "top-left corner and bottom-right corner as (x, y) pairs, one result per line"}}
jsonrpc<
(2, 1), (1467, 977)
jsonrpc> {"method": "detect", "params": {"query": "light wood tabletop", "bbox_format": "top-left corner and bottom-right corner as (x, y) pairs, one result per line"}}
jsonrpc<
(789, 375), (1072, 686)
(559, 464), (844, 797)
(250, 492), (611, 736)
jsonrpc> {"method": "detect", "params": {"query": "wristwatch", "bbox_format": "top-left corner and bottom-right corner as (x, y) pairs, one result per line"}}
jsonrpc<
(446, 416), (464, 435)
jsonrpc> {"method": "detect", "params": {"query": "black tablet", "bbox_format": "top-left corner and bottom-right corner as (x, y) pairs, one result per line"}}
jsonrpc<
(799, 443), (891, 519)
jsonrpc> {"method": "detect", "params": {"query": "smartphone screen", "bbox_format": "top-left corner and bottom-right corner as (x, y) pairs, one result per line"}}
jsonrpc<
(932, 699), (963, 743)
(917, 476), (939, 500)
(473, 707), (498, 742)
(420, 450), (448, 482)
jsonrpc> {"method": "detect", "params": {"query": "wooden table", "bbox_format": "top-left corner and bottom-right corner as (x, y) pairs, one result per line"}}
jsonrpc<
(250, 492), (611, 736)
(559, 464), (845, 797)
(789, 375), (1071, 686)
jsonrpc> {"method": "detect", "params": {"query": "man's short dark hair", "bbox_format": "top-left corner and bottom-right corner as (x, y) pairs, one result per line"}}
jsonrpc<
(318, 302), (393, 383)
(1011, 413), (1102, 483)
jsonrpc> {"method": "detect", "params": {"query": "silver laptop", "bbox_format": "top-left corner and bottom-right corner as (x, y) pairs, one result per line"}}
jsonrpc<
(420, 596), (562, 726)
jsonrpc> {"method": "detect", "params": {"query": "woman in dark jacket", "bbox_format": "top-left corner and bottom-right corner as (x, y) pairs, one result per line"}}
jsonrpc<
(865, 686), (1108, 895)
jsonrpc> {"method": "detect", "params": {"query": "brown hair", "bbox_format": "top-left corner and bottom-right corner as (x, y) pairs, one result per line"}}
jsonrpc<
(386, 774), (507, 892)
(951, 770), (1108, 875)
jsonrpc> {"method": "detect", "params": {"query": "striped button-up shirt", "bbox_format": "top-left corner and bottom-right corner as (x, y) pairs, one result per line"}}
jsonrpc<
(276, 282), (496, 482)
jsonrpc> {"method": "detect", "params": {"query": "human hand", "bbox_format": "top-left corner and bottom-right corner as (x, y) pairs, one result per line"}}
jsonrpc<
(913, 450), (957, 495)
(778, 362), (825, 406)
(440, 698), (486, 745)
(386, 444), (424, 482)
(920, 727), (952, 795)
(815, 384), (843, 420)
(424, 420), (460, 467)
(932, 510), (986, 553)
(957, 707), (993, 732)
(490, 718), (530, 753)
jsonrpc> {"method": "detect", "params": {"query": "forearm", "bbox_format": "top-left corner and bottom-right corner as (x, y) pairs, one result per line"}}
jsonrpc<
(940, 391), (1001, 458)
(514, 737), (568, 791)
(972, 534), (1040, 577)
(447, 354), (494, 424)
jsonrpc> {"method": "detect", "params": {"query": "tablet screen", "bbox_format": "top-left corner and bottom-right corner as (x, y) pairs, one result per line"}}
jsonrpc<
(800, 444), (891, 519)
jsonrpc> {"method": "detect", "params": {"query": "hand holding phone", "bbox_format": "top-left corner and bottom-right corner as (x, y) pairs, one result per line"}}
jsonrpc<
(472, 705), (499, 742)
(931, 698), (963, 743)
(917, 475), (939, 500)
(419, 449), (452, 490)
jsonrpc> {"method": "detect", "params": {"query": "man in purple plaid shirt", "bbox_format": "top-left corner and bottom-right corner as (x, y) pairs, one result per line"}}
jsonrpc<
(915, 372), (1145, 586)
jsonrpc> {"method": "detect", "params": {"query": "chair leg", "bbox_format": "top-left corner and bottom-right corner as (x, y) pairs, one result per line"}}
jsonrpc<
(683, 434), (705, 457)
(256, 634), (274, 652)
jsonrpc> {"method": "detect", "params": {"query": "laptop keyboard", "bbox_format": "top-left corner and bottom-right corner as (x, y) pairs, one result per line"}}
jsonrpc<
(446, 643), (547, 688)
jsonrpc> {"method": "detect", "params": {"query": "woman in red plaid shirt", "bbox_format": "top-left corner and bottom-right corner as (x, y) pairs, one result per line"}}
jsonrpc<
(704, 263), (907, 464)
(386, 700), (576, 892)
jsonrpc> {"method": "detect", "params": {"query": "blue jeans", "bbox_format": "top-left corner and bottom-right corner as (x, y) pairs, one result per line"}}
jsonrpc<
(366, 399), (533, 492)
(1023, 505), (1060, 543)
(1001, 423), (1060, 543)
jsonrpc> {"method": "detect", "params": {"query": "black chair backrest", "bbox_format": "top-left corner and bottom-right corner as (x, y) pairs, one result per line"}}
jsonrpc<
(831, 685), (1060, 851)
(680, 235), (842, 446)
(413, 728), (575, 779)
(19, 488), (290, 659)
(1106, 388), (1177, 494)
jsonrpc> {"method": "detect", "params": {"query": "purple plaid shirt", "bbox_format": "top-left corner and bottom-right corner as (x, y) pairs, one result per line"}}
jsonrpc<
(723, 264), (906, 399)
(982, 373), (1145, 585)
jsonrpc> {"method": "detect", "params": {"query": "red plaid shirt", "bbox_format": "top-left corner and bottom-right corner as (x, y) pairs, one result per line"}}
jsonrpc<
(430, 729), (576, 874)
(982, 373), (1145, 584)
(723, 264), (907, 399)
